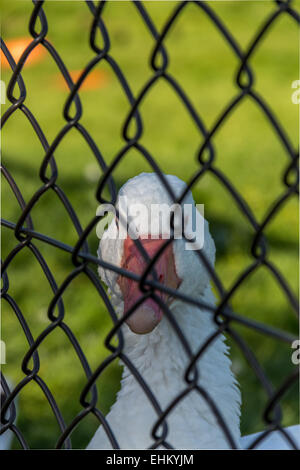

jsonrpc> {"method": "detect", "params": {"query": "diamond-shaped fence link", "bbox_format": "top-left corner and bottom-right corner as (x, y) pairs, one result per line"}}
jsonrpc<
(1, 0), (299, 450)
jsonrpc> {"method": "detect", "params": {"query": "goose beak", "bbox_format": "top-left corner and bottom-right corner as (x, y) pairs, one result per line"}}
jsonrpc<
(118, 236), (181, 334)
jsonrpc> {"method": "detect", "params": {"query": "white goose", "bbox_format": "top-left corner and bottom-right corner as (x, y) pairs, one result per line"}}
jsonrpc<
(87, 173), (299, 450)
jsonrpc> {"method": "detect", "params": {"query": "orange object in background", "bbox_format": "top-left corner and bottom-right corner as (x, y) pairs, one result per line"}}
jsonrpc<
(1, 37), (46, 69)
(56, 69), (109, 91)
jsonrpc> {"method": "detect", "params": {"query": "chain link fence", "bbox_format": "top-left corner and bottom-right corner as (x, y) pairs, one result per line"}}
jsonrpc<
(1, 0), (299, 449)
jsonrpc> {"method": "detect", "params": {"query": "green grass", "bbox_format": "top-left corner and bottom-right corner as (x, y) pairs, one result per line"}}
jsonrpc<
(1, 0), (299, 448)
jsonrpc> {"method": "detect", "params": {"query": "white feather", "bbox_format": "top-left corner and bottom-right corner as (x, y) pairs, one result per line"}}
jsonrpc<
(0, 380), (15, 450)
(241, 425), (300, 450)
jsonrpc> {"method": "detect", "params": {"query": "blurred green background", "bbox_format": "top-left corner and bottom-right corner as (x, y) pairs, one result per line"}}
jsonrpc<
(1, 0), (299, 449)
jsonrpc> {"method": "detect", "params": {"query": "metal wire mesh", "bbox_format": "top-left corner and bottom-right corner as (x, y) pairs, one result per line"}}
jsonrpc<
(1, 0), (299, 450)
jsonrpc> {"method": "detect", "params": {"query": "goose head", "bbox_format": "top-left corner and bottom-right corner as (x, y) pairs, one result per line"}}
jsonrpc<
(97, 173), (215, 335)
